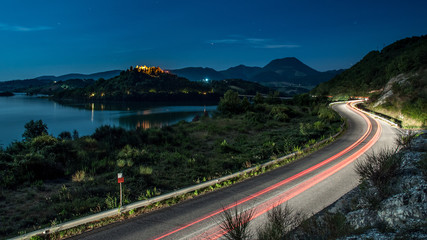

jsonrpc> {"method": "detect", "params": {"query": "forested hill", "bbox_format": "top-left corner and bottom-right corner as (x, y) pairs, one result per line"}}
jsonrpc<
(53, 66), (216, 101)
(52, 66), (275, 101)
(312, 35), (427, 128)
(312, 35), (427, 96)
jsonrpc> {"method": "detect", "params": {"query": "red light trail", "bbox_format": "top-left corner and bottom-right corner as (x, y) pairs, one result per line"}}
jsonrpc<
(153, 102), (381, 240)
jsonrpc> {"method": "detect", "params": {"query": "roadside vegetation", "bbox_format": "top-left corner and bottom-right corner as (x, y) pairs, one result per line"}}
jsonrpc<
(365, 71), (426, 128)
(0, 91), (341, 239)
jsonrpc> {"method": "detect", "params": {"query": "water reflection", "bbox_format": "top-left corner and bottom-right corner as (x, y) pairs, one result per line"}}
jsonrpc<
(91, 103), (95, 122)
(0, 94), (218, 146)
(118, 108), (215, 129)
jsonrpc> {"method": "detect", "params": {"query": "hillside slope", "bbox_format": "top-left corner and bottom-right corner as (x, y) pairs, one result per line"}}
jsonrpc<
(312, 35), (427, 128)
(54, 66), (215, 101)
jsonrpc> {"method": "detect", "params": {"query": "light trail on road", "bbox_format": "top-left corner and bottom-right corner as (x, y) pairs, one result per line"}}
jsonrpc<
(153, 102), (380, 240)
(201, 117), (381, 240)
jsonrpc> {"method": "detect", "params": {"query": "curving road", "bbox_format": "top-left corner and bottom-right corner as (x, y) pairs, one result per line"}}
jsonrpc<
(72, 102), (397, 240)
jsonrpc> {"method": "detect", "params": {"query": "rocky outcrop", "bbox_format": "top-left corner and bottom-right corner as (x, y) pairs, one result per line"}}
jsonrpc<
(345, 133), (426, 239)
(291, 133), (427, 239)
(373, 73), (412, 108)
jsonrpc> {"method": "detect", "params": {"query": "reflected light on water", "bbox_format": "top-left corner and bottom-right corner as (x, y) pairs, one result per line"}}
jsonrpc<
(142, 110), (152, 115)
(136, 120), (167, 129)
(91, 103), (94, 122)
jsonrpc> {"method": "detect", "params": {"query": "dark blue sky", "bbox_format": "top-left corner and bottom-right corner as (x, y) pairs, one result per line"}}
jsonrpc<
(1, 0), (426, 81)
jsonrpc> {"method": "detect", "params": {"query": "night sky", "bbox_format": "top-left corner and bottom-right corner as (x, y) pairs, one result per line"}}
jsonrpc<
(1, 0), (426, 81)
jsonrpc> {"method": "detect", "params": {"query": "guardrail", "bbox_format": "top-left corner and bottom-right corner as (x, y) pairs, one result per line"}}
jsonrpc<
(350, 101), (400, 128)
(13, 104), (347, 240)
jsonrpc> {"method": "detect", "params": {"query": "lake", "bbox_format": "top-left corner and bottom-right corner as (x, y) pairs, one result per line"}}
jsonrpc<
(0, 94), (217, 147)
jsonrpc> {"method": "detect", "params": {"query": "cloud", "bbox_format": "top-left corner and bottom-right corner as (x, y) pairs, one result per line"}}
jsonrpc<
(246, 38), (269, 44)
(207, 36), (299, 49)
(0, 23), (53, 32)
(209, 39), (240, 44)
(261, 44), (301, 49)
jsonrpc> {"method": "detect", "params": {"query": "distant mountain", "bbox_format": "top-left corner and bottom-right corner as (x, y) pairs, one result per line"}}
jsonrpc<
(34, 70), (122, 82)
(220, 65), (263, 80)
(0, 79), (53, 92)
(170, 57), (344, 89)
(211, 79), (271, 95)
(0, 70), (122, 92)
(263, 57), (318, 76)
(26, 79), (95, 95)
(170, 67), (225, 82)
(312, 35), (427, 128)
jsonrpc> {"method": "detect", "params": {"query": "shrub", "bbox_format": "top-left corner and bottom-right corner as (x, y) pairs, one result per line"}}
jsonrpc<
(30, 134), (58, 152)
(297, 212), (351, 239)
(257, 204), (305, 240)
(218, 90), (244, 115)
(314, 121), (325, 130)
(219, 207), (254, 240)
(105, 194), (118, 209)
(395, 131), (418, 151)
(72, 170), (86, 182)
(355, 148), (402, 198)
(116, 159), (126, 168)
(269, 106), (289, 122)
(317, 106), (337, 122)
(139, 166), (153, 175)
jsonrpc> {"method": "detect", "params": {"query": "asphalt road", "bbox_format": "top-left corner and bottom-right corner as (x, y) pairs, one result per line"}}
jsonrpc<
(72, 102), (397, 240)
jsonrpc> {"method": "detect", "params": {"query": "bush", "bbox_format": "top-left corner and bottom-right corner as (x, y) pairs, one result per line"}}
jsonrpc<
(219, 207), (254, 240)
(297, 212), (351, 239)
(395, 131), (418, 151)
(218, 90), (244, 115)
(257, 204), (305, 240)
(269, 106), (289, 122)
(355, 148), (402, 198)
(317, 106), (337, 122)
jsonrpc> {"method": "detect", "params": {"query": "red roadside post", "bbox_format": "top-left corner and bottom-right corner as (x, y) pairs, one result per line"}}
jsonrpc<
(118, 173), (124, 208)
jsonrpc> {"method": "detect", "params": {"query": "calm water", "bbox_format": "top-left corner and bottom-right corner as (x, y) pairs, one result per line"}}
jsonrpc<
(0, 94), (217, 147)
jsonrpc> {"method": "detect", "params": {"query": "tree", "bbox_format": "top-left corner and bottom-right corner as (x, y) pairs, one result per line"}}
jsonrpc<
(72, 129), (79, 140)
(254, 92), (264, 105)
(266, 91), (281, 104)
(218, 90), (243, 115)
(22, 120), (48, 141)
(58, 131), (72, 140)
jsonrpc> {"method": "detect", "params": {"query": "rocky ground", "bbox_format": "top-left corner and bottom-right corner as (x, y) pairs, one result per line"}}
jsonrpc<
(290, 132), (427, 239)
